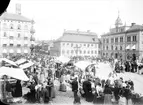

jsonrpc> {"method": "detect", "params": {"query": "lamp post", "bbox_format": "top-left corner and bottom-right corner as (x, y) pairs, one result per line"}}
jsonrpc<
(30, 19), (35, 56)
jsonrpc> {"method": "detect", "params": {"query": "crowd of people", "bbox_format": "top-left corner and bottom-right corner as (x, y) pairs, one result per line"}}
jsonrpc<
(0, 53), (143, 105)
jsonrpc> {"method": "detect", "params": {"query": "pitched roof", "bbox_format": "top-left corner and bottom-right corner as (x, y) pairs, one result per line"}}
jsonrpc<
(0, 12), (31, 22)
(126, 25), (143, 32)
(56, 34), (98, 43)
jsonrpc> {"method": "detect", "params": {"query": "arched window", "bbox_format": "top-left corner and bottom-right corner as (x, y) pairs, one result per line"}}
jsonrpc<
(3, 23), (7, 29)
(10, 24), (14, 29)
(17, 24), (21, 30)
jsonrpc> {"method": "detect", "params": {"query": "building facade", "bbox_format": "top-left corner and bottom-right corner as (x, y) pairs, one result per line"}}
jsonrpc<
(101, 15), (143, 61)
(50, 30), (99, 58)
(0, 4), (35, 57)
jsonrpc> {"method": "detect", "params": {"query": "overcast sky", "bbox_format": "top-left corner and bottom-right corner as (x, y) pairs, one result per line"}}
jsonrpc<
(7, 0), (143, 40)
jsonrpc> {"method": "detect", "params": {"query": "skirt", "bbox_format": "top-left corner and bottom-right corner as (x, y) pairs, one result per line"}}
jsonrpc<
(118, 97), (127, 105)
(59, 83), (67, 92)
(104, 94), (112, 105)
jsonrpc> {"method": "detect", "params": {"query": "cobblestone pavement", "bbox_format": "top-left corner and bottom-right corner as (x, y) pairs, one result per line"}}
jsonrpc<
(20, 80), (93, 105)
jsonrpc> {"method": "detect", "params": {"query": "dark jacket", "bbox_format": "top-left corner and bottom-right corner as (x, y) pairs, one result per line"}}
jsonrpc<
(71, 80), (78, 92)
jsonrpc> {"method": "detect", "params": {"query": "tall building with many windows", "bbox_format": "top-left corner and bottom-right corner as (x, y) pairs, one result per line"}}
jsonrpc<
(101, 14), (143, 61)
(0, 4), (35, 57)
(50, 29), (99, 58)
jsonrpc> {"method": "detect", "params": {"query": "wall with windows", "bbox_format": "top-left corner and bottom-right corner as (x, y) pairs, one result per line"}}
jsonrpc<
(60, 42), (98, 57)
(0, 19), (32, 56)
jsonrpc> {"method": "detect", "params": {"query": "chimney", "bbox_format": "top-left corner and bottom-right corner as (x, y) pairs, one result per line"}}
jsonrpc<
(16, 4), (21, 15)
(131, 23), (136, 26)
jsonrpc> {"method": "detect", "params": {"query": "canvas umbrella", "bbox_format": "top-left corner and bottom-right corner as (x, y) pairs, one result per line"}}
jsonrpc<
(0, 67), (29, 81)
(0, 58), (18, 67)
(19, 61), (34, 69)
(56, 56), (70, 64)
(15, 58), (27, 65)
(74, 61), (93, 71)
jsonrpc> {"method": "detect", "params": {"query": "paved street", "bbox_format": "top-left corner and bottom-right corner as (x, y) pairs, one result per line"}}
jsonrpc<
(21, 79), (93, 105)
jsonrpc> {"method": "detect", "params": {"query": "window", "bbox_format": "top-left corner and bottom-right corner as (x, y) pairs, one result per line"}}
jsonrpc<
(120, 46), (122, 50)
(10, 44), (13, 47)
(17, 24), (21, 30)
(95, 51), (97, 54)
(120, 37), (123, 42)
(106, 39), (109, 43)
(10, 24), (14, 29)
(133, 36), (137, 42)
(80, 50), (82, 54)
(106, 46), (108, 50)
(9, 36), (14, 39)
(91, 50), (93, 54)
(71, 43), (73, 47)
(67, 43), (69, 45)
(84, 44), (86, 46)
(3, 44), (7, 47)
(88, 51), (90, 54)
(63, 43), (65, 46)
(115, 46), (118, 50)
(127, 36), (131, 42)
(88, 44), (90, 47)
(111, 38), (114, 43)
(103, 39), (105, 43)
(18, 33), (21, 38)
(115, 37), (118, 43)
(91, 44), (93, 47)
(17, 44), (21, 47)
(24, 37), (28, 40)
(3, 32), (7, 37)
(111, 45), (113, 50)
(84, 50), (86, 54)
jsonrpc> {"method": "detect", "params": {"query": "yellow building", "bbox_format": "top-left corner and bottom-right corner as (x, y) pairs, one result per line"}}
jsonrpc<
(0, 4), (35, 57)
(50, 29), (99, 58)
(101, 14), (143, 61)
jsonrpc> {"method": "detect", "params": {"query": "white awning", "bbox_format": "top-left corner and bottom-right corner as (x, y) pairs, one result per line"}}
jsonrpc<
(9, 49), (14, 53)
(17, 49), (21, 53)
(3, 49), (7, 53)
(131, 45), (136, 50)
(24, 49), (28, 53)
(126, 45), (131, 50)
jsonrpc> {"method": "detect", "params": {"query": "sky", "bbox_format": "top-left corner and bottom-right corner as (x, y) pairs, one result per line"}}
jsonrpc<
(6, 0), (143, 40)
